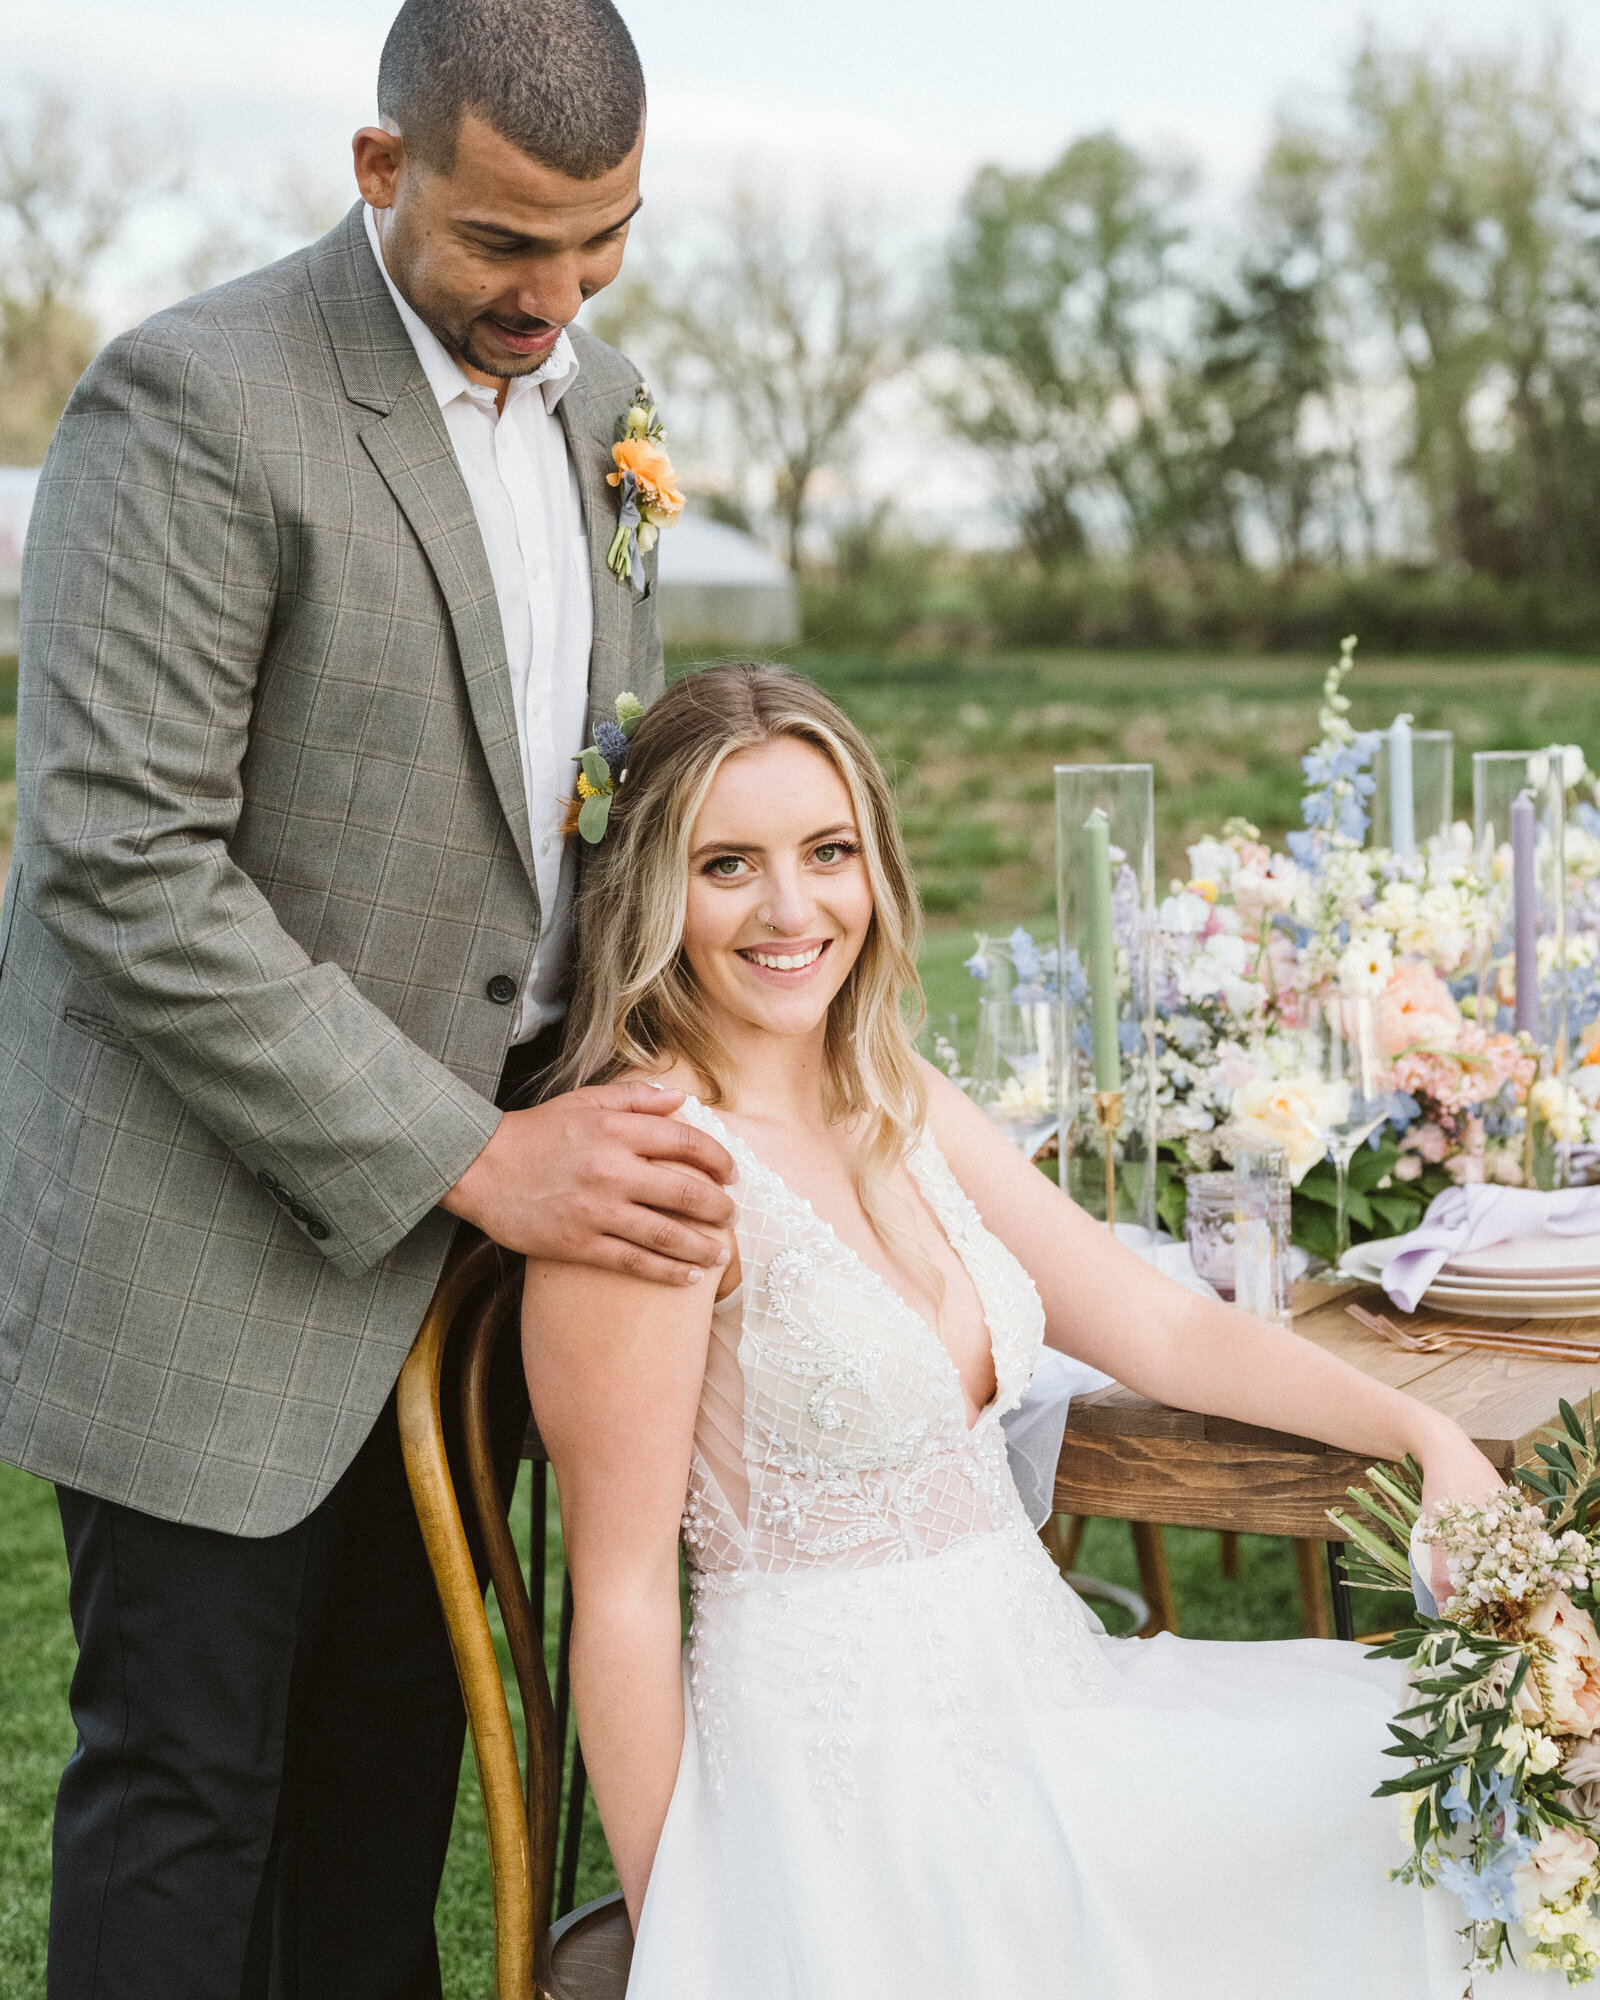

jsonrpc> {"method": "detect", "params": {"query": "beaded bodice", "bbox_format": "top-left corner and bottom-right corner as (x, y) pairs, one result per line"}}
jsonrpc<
(675, 1096), (1045, 1581)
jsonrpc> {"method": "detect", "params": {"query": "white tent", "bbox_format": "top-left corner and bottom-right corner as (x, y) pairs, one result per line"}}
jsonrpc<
(654, 515), (800, 651)
(0, 472), (802, 658)
(0, 467), (40, 654)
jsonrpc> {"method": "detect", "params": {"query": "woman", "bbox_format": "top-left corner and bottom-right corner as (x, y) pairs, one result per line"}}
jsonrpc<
(524, 664), (1547, 1997)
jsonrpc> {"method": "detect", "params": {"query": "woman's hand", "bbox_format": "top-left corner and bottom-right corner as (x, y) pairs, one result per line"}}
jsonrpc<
(1416, 1422), (1504, 1609)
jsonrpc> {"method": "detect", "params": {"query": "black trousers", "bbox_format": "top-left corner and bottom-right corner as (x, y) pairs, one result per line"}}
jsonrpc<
(47, 1037), (547, 2000)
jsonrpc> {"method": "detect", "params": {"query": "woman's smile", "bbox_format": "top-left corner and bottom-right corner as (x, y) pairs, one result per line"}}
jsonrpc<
(735, 939), (831, 980)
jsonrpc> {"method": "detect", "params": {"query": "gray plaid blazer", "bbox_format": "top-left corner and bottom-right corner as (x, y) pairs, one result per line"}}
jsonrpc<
(0, 204), (663, 1537)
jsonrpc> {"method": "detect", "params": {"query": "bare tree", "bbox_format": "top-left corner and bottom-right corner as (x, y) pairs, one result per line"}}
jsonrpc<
(599, 190), (913, 571)
(0, 93), (179, 462)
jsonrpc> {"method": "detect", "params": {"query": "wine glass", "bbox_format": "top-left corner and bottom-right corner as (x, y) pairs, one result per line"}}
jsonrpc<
(970, 999), (1061, 1159)
(1312, 994), (1389, 1269)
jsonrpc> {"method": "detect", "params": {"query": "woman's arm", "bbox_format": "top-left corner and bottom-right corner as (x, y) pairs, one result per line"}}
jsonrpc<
(522, 1249), (718, 1929)
(922, 1064), (1500, 1521)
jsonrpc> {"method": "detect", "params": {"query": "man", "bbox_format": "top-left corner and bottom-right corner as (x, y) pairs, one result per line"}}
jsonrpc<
(0, 1), (735, 1993)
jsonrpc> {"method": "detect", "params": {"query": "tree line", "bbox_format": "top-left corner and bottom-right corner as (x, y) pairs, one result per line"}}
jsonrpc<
(7, 38), (1600, 646)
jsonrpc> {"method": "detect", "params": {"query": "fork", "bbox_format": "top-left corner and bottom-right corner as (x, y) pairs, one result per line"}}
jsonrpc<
(1344, 1301), (1600, 1364)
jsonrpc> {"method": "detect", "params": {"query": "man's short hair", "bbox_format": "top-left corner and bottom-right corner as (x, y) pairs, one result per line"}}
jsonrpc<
(377, 0), (645, 180)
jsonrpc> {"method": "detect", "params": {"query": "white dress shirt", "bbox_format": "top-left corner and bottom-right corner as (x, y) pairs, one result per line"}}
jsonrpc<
(365, 204), (593, 1041)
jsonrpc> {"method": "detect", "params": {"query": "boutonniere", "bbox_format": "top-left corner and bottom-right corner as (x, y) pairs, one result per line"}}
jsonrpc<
(606, 387), (684, 591)
(561, 691), (646, 843)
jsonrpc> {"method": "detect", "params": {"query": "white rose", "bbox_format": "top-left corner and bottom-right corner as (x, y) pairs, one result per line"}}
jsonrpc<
(1230, 1076), (1342, 1183)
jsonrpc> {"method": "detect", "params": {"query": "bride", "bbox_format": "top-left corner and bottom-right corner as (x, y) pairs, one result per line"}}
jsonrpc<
(523, 663), (1551, 1997)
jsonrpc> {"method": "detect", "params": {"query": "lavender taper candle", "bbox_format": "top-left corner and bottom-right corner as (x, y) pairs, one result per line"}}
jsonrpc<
(1511, 786), (1539, 1037)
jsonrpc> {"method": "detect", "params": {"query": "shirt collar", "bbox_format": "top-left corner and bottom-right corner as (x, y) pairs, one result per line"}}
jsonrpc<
(363, 203), (580, 416)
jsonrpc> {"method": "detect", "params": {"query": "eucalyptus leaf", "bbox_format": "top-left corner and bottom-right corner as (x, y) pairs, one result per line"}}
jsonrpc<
(577, 791), (612, 844)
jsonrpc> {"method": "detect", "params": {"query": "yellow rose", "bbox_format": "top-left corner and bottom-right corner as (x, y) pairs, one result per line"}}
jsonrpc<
(1230, 1076), (1344, 1184)
(608, 437), (684, 524)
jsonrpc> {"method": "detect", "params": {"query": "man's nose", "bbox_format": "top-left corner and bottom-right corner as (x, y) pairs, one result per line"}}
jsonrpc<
(510, 258), (586, 329)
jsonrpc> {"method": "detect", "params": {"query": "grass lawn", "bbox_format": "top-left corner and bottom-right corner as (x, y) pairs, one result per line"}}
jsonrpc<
(0, 642), (1558, 1987)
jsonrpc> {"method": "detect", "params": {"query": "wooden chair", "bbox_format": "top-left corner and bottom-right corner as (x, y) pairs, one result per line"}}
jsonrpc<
(396, 1233), (632, 2000)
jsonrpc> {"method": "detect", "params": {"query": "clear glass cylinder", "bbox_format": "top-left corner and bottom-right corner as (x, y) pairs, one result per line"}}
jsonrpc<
(1473, 749), (1568, 1064)
(1370, 728), (1454, 855)
(1233, 1142), (1293, 1325)
(1054, 763), (1157, 1245)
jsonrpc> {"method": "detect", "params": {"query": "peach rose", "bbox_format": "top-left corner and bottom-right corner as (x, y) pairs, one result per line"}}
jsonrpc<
(1515, 1594), (1600, 1739)
(608, 437), (684, 523)
(1559, 1738), (1600, 1827)
(1230, 1076), (1346, 1184)
(1514, 1825), (1599, 1910)
(1376, 962), (1463, 1059)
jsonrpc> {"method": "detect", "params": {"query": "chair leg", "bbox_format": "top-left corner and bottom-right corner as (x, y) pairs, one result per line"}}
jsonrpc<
(558, 1739), (588, 1918)
(1294, 1538), (1332, 1638)
(1038, 1513), (1086, 1579)
(1217, 1531), (1240, 1580)
(1130, 1522), (1178, 1637)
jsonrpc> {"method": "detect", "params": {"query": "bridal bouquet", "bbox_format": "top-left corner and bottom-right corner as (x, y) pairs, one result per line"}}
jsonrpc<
(1331, 1409), (1600, 1983)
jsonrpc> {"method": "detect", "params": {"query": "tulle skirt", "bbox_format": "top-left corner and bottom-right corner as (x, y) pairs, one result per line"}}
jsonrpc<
(627, 1523), (1556, 1998)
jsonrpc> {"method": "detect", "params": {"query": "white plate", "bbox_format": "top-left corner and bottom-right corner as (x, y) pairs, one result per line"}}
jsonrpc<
(1425, 1272), (1600, 1297)
(1340, 1239), (1406, 1284)
(1419, 1283), (1600, 1321)
(1445, 1230), (1600, 1282)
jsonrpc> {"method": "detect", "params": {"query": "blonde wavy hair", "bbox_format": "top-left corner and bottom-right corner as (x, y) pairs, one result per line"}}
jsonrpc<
(553, 663), (931, 1267)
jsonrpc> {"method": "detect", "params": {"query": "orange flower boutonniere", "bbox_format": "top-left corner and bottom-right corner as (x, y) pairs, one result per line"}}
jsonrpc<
(606, 389), (683, 590)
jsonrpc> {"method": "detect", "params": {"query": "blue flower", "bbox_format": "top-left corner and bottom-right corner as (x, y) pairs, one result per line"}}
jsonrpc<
(594, 719), (630, 774)
(963, 945), (990, 982)
(1436, 1841), (1529, 1925)
(1441, 1767), (1475, 1827)
(1387, 1091), (1422, 1135)
(1007, 926), (1042, 984)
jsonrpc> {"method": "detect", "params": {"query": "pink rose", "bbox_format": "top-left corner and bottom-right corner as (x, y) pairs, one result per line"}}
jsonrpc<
(1514, 1825), (1599, 1910)
(1560, 1739), (1600, 1829)
(1401, 1122), (1450, 1164)
(1377, 963), (1463, 1059)
(1515, 1593), (1600, 1739)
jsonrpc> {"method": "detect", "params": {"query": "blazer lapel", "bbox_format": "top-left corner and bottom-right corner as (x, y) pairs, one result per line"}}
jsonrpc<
(558, 379), (633, 731)
(358, 386), (538, 888)
(308, 207), (538, 890)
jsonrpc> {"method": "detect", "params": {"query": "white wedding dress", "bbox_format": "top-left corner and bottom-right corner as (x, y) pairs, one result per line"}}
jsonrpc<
(625, 1099), (1555, 1997)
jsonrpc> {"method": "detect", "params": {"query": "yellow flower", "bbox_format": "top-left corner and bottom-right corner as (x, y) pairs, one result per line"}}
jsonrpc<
(575, 772), (602, 801)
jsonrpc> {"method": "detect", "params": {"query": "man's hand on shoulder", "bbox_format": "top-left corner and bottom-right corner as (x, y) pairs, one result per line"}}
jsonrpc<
(441, 1083), (736, 1286)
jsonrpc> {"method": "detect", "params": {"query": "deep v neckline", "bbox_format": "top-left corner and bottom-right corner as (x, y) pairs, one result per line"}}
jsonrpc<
(685, 1095), (1001, 1433)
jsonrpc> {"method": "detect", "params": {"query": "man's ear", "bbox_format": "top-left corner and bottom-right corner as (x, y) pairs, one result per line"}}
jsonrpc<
(352, 125), (406, 211)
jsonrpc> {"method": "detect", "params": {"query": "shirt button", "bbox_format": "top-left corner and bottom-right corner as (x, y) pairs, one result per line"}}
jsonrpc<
(540, 837), (552, 855)
(486, 975), (518, 1005)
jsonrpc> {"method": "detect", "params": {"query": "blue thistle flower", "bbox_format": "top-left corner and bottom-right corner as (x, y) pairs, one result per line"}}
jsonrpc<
(594, 720), (630, 775)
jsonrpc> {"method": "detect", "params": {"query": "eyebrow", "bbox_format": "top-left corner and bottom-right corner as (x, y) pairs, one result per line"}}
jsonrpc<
(455, 196), (644, 253)
(688, 821), (859, 863)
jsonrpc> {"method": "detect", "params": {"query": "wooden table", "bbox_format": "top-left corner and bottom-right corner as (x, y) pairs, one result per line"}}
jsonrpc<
(1052, 1280), (1600, 1640)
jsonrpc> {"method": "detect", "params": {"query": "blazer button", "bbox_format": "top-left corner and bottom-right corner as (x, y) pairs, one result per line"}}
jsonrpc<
(306, 1219), (330, 1242)
(486, 975), (518, 1005)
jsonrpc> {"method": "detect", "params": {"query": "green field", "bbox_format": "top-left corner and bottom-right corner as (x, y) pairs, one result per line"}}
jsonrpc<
(0, 643), (1583, 1990)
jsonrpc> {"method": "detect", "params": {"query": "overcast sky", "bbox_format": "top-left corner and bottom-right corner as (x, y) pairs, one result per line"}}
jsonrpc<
(8, 0), (1599, 229)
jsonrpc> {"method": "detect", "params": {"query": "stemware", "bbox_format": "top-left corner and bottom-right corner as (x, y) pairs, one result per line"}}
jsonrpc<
(970, 998), (1061, 1159)
(1312, 994), (1388, 1269)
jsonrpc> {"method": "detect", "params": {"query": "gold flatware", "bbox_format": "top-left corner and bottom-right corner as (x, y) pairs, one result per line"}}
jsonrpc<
(1343, 1302), (1600, 1365)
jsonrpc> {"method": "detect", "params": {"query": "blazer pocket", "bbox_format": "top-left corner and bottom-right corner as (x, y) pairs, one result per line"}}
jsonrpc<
(62, 1007), (136, 1054)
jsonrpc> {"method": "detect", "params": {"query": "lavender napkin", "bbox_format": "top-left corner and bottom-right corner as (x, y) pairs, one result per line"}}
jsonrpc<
(1380, 1184), (1600, 1314)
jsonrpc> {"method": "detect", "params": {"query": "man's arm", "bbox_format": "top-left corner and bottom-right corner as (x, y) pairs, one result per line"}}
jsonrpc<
(18, 324), (734, 1279)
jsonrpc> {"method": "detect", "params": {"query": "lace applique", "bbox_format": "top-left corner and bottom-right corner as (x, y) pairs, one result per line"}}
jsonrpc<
(670, 1096), (1113, 1816)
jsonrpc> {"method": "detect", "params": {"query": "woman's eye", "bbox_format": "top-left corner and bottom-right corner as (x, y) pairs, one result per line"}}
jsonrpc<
(813, 842), (857, 865)
(707, 855), (746, 877)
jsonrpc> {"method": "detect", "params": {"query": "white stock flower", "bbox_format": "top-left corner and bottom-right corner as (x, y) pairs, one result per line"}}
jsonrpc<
(1337, 934), (1394, 996)
(1186, 837), (1237, 886)
(1158, 890), (1212, 937)
(1531, 1079), (1590, 1146)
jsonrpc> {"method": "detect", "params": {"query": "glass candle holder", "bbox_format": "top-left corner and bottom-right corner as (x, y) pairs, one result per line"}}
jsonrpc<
(1055, 763), (1157, 1244)
(1233, 1141), (1293, 1325)
(1183, 1172), (1239, 1299)
(1371, 727), (1454, 857)
(1474, 749), (1568, 1057)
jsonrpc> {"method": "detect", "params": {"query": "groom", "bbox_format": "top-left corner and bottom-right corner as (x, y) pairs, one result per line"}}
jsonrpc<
(0, 1), (736, 1994)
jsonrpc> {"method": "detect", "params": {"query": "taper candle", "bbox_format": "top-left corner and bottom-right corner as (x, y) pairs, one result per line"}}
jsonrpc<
(1511, 787), (1539, 1037)
(1388, 713), (1415, 859)
(1082, 807), (1122, 1092)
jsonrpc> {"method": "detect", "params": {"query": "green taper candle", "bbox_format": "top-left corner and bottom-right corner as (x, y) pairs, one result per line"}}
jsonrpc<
(1082, 807), (1122, 1093)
